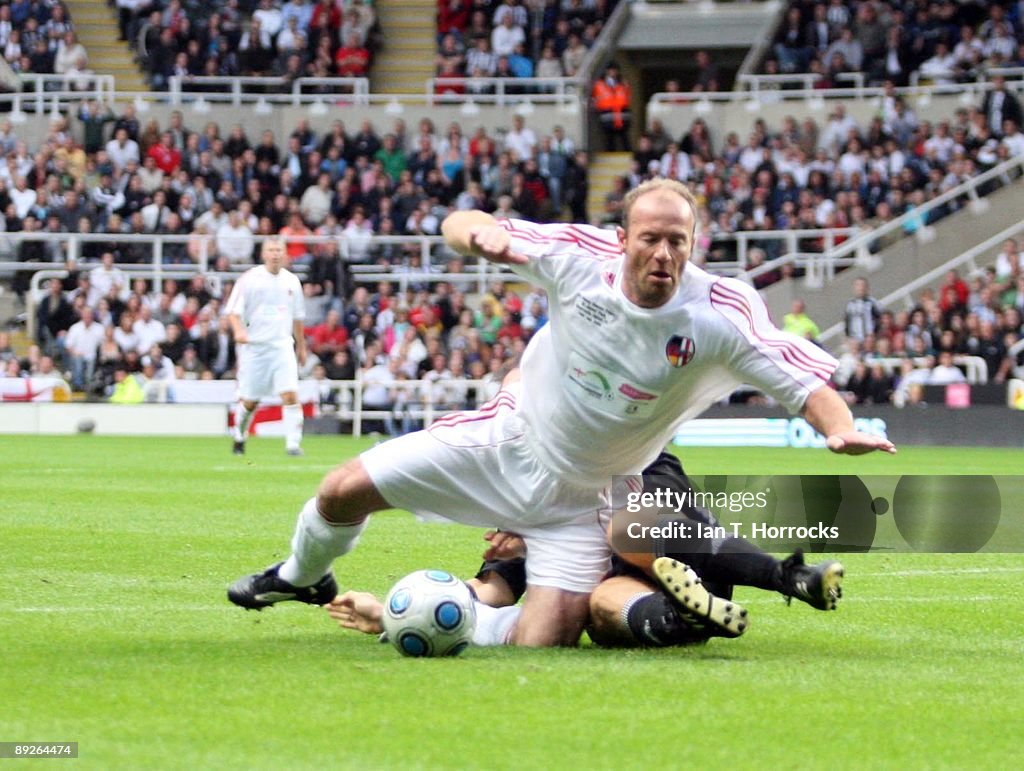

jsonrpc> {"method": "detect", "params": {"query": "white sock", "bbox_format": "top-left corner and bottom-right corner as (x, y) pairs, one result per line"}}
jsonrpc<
(471, 601), (522, 646)
(283, 403), (303, 450)
(278, 497), (367, 586)
(233, 402), (256, 442)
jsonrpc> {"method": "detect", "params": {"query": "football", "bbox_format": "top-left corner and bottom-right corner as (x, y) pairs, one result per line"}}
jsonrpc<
(381, 569), (477, 657)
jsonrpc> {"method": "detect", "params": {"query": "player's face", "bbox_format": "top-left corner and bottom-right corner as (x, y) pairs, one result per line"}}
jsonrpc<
(618, 190), (695, 308)
(262, 241), (286, 273)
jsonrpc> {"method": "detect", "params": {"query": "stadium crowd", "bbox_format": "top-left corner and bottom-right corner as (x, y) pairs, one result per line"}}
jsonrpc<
(632, 80), (1023, 269)
(433, 0), (620, 96)
(0, 1), (1021, 418)
(1, 81), (1020, 415)
(829, 265), (1024, 406)
(124, 0), (383, 89)
(0, 0), (93, 84)
(3, 102), (584, 411)
(768, 0), (1024, 87)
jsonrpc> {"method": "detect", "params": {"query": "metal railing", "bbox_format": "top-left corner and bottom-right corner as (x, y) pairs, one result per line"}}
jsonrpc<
(427, 76), (583, 108)
(98, 375), (501, 438)
(737, 72), (866, 94)
(167, 75), (370, 107)
(865, 355), (990, 385)
(817, 219), (1024, 349)
(6, 231), (519, 339)
(699, 227), (859, 275)
(649, 69), (1024, 110)
(4, 73), (117, 118)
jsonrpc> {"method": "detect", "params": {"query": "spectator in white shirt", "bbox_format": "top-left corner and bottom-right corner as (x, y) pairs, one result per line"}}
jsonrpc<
(132, 304), (167, 355)
(216, 210), (256, 265)
(928, 351), (967, 385)
(64, 306), (106, 390)
(10, 176), (36, 219)
(919, 42), (957, 85)
(503, 114), (536, 162)
(104, 127), (140, 173)
(491, 14), (525, 57)
(253, 0), (284, 39)
(89, 252), (127, 301)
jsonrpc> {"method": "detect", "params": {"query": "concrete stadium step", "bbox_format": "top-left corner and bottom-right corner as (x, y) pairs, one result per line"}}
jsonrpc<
(372, 0), (436, 94)
(587, 152), (633, 223)
(382, 42), (436, 56)
(65, 0), (149, 92)
(8, 329), (33, 357)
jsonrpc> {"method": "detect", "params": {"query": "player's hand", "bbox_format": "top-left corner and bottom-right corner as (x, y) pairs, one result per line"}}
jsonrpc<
(296, 346), (308, 366)
(324, 591), (384, 634)
(468, 224), (528, 265)
(482, 530), (526, 561)
(233, 330), (249, 344)
(826, 431), (897, 455)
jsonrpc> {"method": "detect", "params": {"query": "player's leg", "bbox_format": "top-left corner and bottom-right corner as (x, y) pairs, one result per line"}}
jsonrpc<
(511, 586), (591, 647)
(589, 557), (745, 646)
(230, 400), (532, 611)
(280, 390), (303, 456)
(616, 452), (844, 610)
(232, 345), (263, 454)
(274, 345), (303, 456)
(505, 520), (611, 647)
(227, 457), (387, 609)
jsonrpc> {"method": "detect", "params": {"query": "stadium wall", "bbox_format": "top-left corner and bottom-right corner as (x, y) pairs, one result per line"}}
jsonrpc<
(1, 403), (225, 435)
(71, 103), (585, 148)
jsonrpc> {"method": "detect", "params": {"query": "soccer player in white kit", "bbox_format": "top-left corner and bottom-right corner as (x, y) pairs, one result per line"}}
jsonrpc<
(224, 237), (308, 456)
(228, 179), (895, 645)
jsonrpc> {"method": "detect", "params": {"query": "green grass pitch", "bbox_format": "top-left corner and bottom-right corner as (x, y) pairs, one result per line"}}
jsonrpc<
(2, 435), (1022, 769)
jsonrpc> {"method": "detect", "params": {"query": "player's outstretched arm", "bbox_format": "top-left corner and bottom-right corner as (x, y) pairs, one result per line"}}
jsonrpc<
(325, 591), (385, 634)
(802, 385), (897, 455)
(441, 210), (528, 265)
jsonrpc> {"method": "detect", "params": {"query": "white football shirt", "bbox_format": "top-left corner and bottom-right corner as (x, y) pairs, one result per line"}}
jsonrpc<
(500, 219), (838, 486)
(224, 265), (305, 348)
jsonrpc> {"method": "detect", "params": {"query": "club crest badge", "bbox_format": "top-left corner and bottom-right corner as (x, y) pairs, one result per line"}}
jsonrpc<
(665, 335), (695, 367)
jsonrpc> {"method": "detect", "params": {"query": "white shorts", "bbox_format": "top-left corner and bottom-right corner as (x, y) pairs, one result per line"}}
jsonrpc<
(360, 389), (613, 593)
(237, 343), (298, 401)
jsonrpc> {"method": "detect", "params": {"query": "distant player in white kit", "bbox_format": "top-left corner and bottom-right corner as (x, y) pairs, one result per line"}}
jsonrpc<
(228, 179), (895, 645)
(224, 237), (308, 456)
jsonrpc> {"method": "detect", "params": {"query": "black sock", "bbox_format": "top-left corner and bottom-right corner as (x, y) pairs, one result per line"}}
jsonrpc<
(667, 535), (781, 592)
(625, 593), (710, 647)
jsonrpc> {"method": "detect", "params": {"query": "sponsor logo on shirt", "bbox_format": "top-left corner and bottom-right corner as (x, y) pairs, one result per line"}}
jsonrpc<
(666, 335), (696, 367)
(618, 383), (657, 401)
(569, 366), (613, 400)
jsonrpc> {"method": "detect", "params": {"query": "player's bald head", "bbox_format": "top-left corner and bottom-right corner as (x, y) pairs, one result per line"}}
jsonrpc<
(622, 178), (697, 236)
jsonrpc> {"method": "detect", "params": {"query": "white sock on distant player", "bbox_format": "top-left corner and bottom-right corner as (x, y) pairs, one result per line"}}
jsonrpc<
(233, 402), (256, 442)
(471, 602), (522, 646)
(279, 497), (366, 586)
(283, 403), (303, 450)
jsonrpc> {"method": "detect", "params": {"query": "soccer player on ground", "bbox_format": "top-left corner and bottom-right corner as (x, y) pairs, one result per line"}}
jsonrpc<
(224, 237), (308, 456)
(228, 178), (894, 646)
(324, 451), (846, 648)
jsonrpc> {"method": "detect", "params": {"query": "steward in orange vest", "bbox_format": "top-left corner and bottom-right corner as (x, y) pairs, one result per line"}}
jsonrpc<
(593, 64), (632, 150)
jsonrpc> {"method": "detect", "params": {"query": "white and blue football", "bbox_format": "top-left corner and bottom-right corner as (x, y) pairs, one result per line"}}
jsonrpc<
(381, 570), (476, 657)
